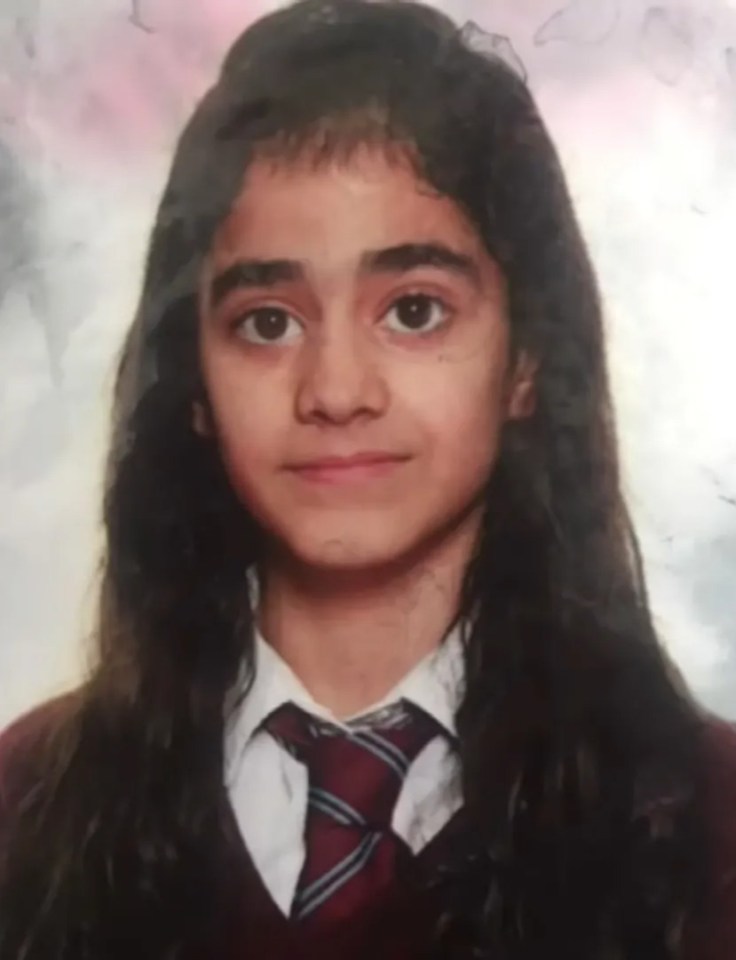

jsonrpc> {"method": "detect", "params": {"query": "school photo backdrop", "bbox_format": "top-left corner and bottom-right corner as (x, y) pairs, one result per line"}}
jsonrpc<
(1, 0), (735, 727)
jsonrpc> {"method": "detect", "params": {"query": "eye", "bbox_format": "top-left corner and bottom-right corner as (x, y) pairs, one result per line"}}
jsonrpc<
(382, 294), (451, 335)
(234, 306), (303, 345)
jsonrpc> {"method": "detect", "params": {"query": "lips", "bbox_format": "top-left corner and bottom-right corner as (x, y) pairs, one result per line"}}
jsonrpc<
(285, 451), (410, 483)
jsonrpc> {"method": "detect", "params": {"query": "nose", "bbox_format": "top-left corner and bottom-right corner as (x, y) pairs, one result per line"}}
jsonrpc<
(294, 323), (388, 426)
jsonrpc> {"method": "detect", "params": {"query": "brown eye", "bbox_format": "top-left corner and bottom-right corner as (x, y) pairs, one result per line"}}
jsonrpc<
(382, 294), (450, 335)
(235, 307), (303, 345)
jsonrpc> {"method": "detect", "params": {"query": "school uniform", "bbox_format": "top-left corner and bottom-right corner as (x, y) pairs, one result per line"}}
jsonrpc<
(224, 623), (465, 916)
(196, 621), (466, 957)
(214, 626), (736, 959)
(1, 633), (735, 959)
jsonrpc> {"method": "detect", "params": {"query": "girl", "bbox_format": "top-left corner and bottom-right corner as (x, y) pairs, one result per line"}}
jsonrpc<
(1, 1), (734, 957)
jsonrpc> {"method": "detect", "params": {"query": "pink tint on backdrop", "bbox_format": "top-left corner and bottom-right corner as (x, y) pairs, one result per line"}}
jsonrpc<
(2, 0), (271, 167)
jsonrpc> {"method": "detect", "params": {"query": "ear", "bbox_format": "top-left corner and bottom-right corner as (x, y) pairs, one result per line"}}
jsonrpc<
(192, 399), (213, 437)
(506, 350), (539, 421)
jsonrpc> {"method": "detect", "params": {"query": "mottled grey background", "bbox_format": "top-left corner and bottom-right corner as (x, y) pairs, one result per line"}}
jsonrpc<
(1, 0), (734, 727)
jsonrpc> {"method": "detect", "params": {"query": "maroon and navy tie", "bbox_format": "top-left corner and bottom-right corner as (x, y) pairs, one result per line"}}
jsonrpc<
(263, 700), (440, 925)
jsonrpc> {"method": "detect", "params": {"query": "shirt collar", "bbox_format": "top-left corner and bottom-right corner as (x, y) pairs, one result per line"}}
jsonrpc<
(224, 605), (467, 781)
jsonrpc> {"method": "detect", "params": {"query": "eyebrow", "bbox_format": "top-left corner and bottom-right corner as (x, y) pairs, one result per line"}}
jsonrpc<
(209, 242), (483, 307)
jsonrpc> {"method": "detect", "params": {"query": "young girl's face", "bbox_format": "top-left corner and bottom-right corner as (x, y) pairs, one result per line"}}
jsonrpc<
(198, 145), (534, 575)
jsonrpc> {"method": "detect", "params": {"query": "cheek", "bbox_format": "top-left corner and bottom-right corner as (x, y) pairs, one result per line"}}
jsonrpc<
(203, 363), (282, 493)
(404, 351), (509, 471)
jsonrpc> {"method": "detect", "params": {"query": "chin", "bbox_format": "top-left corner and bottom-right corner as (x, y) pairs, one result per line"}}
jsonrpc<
(271, 513), (426, 576)
(294, 535), (413, 573)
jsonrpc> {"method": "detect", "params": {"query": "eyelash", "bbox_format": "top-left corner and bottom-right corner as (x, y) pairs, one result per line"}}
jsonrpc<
(230, 292), (455, 344)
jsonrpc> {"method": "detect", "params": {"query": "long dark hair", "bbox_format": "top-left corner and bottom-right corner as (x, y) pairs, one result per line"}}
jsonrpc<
(0, 2), (708, 957)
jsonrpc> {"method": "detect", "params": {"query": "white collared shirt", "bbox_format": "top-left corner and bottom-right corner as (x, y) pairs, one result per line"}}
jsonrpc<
(224, 624), (466, 915)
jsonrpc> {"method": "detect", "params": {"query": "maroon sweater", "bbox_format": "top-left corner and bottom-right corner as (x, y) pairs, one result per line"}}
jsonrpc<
(1, 702), (735, 959)
(211, 795), (469, 959)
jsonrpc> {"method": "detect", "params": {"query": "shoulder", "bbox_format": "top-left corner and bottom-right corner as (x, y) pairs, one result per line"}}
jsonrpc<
(700, 714), (736, 793)
(0, 694), (77, 813)
(700, 715), (736, 883)
(684, 714), (736, 960)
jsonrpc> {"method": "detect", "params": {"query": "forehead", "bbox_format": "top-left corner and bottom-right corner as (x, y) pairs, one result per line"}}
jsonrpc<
(210, 146), (489, 270)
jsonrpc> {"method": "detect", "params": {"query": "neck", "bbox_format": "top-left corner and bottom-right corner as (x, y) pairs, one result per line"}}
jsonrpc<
(257, 521), (479, 718)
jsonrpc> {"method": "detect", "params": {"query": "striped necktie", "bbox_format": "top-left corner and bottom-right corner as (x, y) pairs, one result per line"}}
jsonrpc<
(263, 700), (439, 925)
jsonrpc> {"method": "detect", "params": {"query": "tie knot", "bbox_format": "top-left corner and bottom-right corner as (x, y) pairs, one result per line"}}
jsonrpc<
(264, 700), (439, 829)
